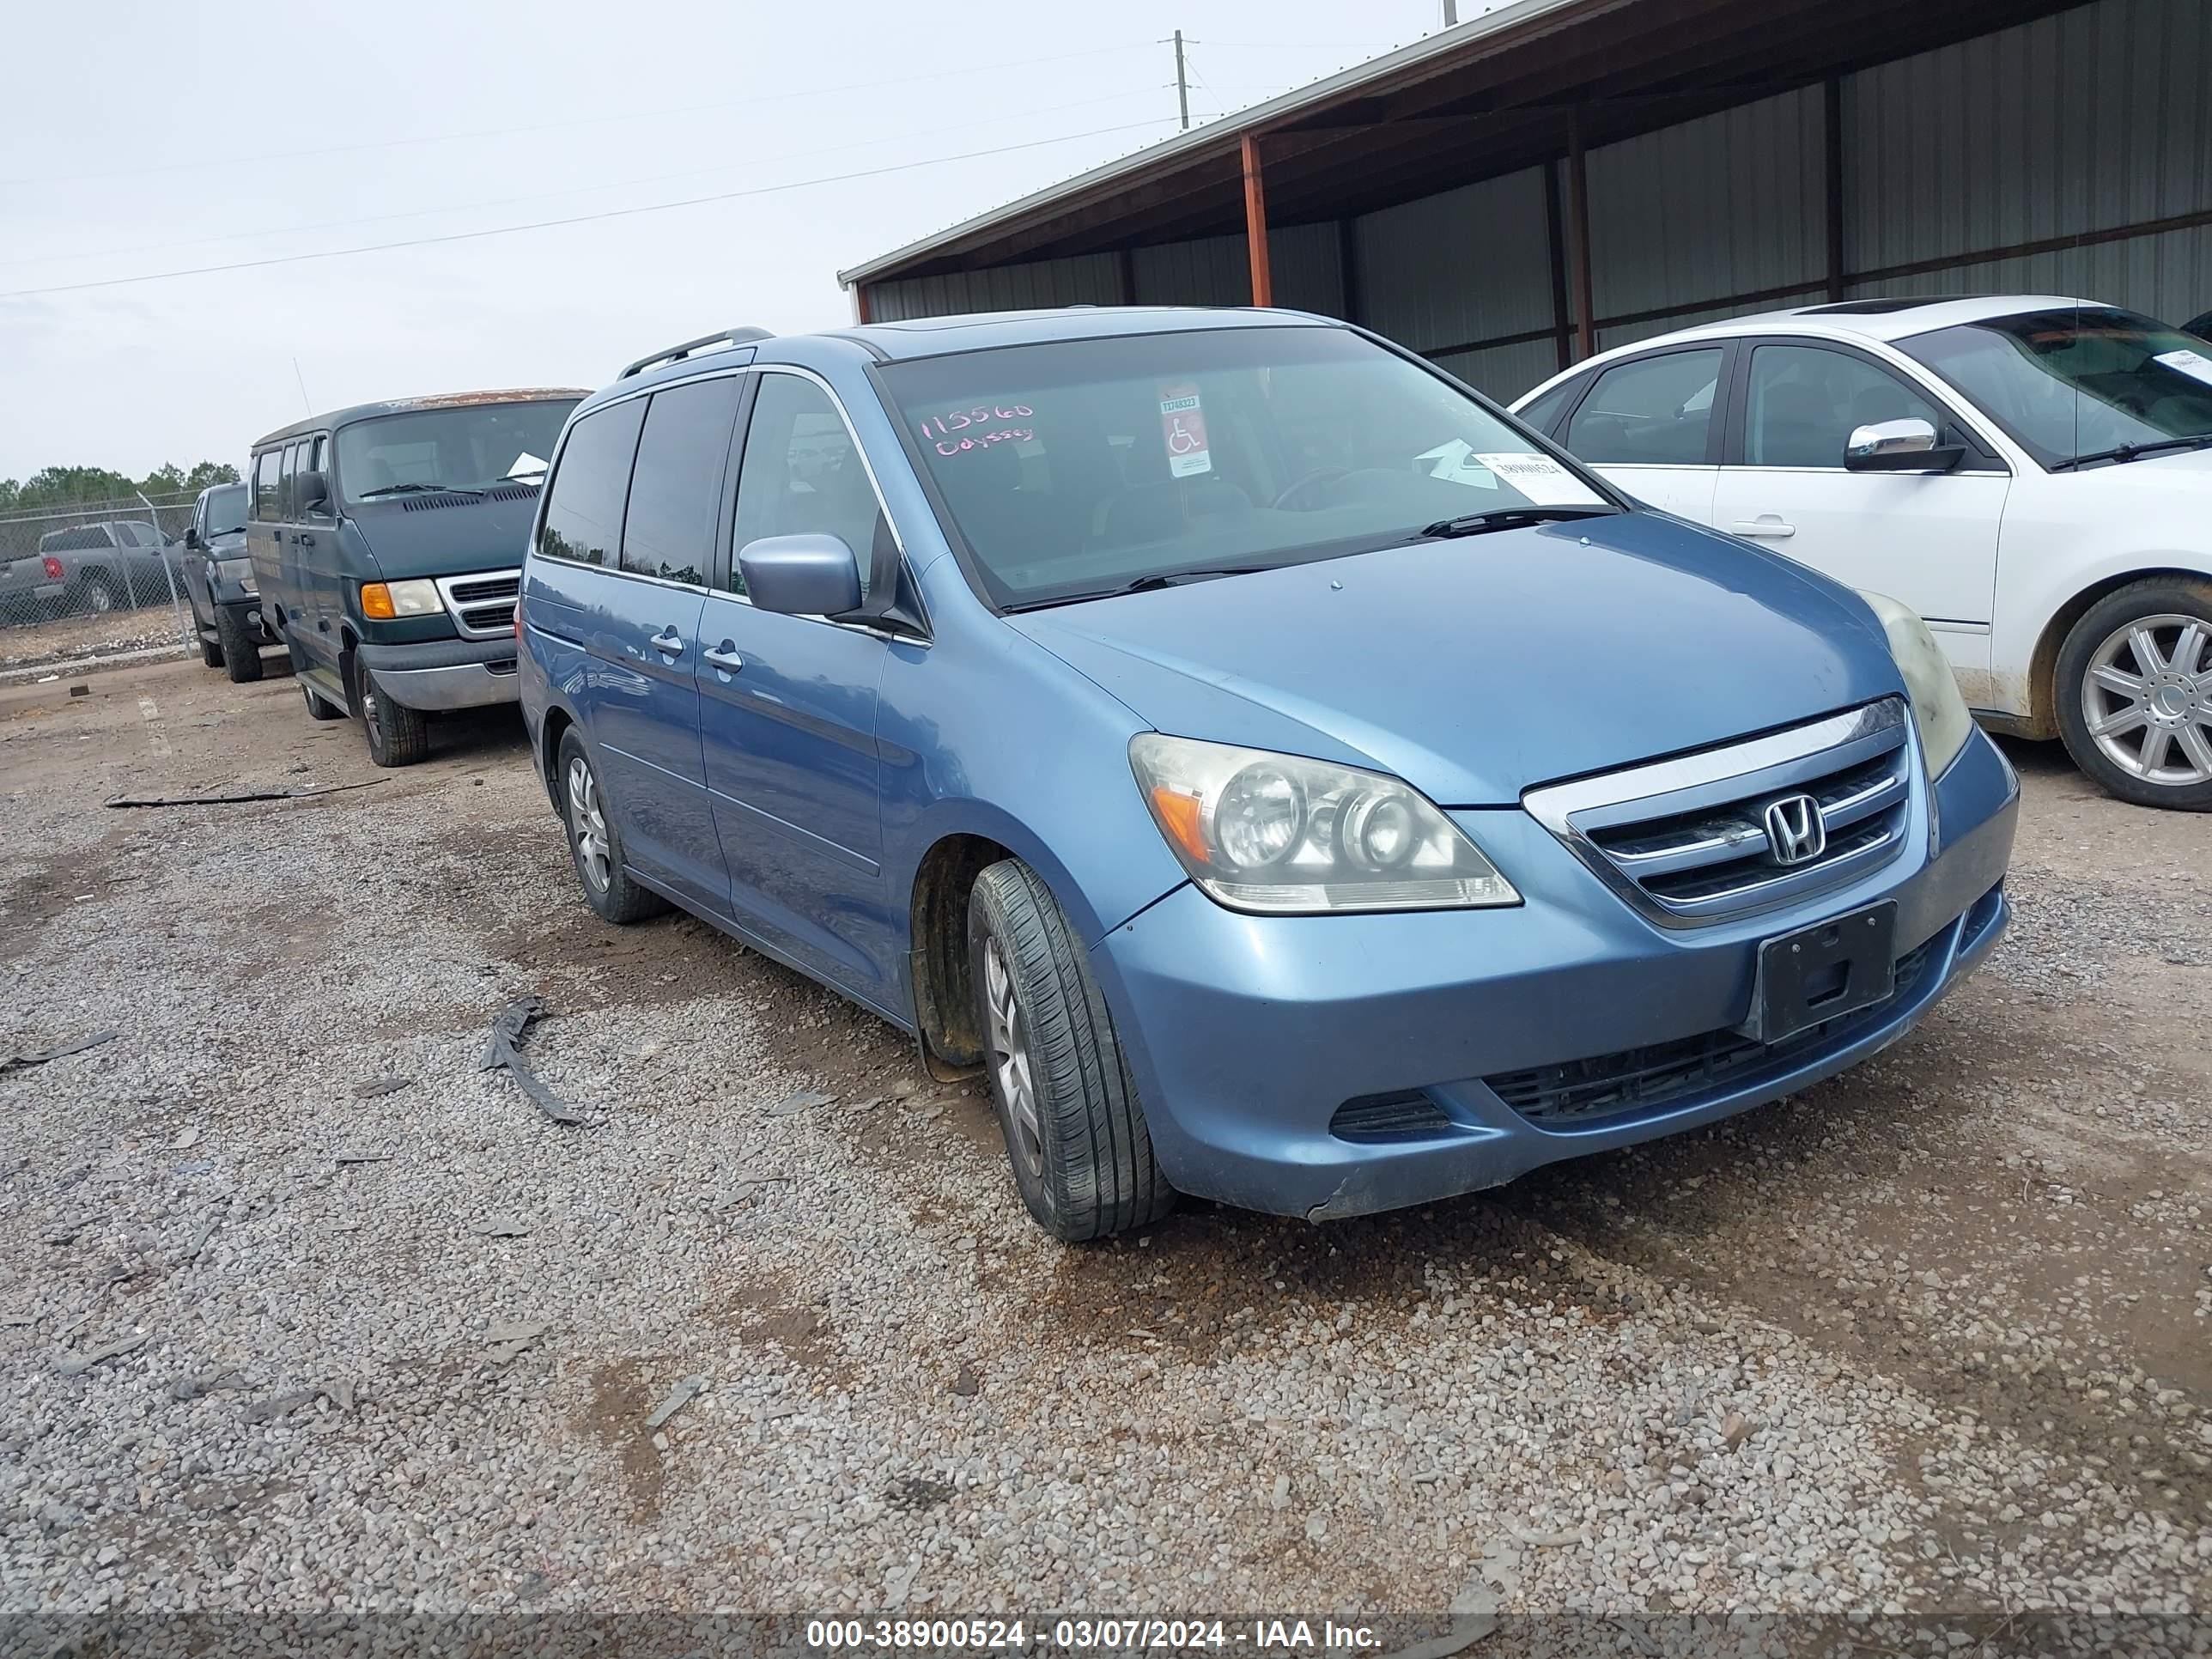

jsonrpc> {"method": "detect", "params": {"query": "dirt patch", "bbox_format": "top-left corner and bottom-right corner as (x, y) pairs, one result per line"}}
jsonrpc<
(578, 1358), (671, 1520)
(702, 1269), (848, 1387)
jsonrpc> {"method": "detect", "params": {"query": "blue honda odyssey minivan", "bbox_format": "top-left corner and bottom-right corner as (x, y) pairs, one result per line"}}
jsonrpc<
(518, 308), (2018, 1242)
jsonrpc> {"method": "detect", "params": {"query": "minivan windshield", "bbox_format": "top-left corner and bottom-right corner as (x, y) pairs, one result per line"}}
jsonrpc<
(204, 483), (248, 536)
(882, 325), (1616, 609)
(1898, 307), (2212, 470)
(337, 398), (579, 503)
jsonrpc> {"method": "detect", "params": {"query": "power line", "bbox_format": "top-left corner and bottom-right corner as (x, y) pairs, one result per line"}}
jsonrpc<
(0, 87), (1161, 272)
(0, 41), (1158, 189)
(0, 119), (1180, 299)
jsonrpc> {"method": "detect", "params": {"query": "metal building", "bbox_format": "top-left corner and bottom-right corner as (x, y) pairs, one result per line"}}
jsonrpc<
(837, 0), (2212, 403)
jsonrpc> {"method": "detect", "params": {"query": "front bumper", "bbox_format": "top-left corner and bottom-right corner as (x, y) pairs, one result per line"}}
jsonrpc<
(357, 635), (519, 712)
(1091, 729), (2019, 1221)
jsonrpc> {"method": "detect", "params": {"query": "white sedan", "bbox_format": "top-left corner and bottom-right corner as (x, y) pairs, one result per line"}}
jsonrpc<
(1511, 295), (2212, 811)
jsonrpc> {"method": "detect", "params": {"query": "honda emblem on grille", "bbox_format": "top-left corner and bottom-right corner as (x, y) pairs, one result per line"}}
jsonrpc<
(1761, 793), (1826, 866)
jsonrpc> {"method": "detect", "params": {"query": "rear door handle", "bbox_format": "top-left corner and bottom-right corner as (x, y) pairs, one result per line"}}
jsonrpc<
(648, 628), (685, 656)
(702, 643), (744, 672)
(1729, 517), (1796, 538)
(298, 533), (315, 547)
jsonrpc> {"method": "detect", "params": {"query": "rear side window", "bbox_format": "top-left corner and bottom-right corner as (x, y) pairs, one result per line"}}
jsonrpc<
(729, 374), (882, 598)
(620, 378), (742, 585)
(1565, 348), (1724, 465)
(253, 451), (282, 520)
(1516, 374), (1584, 436)
(538, 399), (646, 567)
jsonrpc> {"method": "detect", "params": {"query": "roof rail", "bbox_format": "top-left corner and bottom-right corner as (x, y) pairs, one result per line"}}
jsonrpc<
(617, 326), (771, 380)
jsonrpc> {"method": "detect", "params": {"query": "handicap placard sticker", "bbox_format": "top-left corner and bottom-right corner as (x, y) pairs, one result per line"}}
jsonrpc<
(1158, 383), (1212, 477)
(1471, 451), (1606, 507)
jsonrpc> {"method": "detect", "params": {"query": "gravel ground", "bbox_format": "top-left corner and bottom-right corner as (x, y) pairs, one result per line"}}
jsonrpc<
(1, 659), (2206, 1633)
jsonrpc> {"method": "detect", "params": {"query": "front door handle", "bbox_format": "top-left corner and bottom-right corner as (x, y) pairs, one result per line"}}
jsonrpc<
(1729, 517), (1796, 538)
(702, 642), (744, 673)
(648, 628), (685, 655)
(298, 533), (316, 547)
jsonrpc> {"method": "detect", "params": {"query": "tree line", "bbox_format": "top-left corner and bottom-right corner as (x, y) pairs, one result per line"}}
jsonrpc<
(0, 461), (242, 513)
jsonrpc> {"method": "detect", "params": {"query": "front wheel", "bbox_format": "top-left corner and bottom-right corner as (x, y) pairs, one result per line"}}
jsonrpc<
(966, 860), (1175, 1242)
(216, 607), (264, 684)
(351, 654), (428, 767)
(2055, 578), (2212, 811)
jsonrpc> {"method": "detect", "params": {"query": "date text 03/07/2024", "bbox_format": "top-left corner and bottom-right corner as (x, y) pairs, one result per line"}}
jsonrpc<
(804, 1620), (1389, 1651)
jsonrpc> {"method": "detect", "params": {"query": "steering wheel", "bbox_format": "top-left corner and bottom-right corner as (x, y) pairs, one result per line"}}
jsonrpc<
(1270, 467), (1351, 511)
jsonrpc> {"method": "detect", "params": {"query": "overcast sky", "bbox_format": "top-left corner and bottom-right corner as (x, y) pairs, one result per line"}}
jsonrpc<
(0, 0), (1474, 483)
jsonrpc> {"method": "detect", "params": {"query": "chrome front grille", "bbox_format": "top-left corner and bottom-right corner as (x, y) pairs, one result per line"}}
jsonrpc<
(434, 569), (520, 641)
(1523, 700), (1916, 928)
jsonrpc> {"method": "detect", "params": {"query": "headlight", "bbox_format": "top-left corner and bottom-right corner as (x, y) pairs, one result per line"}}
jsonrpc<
(361, 579), (441, 619)
(214, 557), (256, 595)
(1860, 590), (1973, 775)
(1129, 733), (1520, 915)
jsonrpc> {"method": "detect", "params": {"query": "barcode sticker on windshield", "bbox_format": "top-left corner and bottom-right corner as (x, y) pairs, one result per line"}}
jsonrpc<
(1158, 383), (1212, 477)
(1472, 452), (1605, 507)
(2154, 349), (2212, 388)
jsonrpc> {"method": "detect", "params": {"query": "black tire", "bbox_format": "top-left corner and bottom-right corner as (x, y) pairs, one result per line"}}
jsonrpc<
(966, 859), (1175, 1242)
(301, 681), (346, 720)
(198, 628), (224, 669)
(2053, 576), (2212, 812)
(216, 607), (264, 684)
(556, 727), (666, 924)
(74, 572), (119, 615)
(351, 653), (428, 768)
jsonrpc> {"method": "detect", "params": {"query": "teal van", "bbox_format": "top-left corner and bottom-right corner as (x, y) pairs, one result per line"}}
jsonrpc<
(249, 388), (586, 765)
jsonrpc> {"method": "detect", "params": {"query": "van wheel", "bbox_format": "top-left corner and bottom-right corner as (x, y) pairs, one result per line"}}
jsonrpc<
(556, 728), (665, 924)
(2055, 578), (2212, 811)
(352, 655), (428, 767)
(216, 607), (264, 684)
(966, 860), (1175, 1243)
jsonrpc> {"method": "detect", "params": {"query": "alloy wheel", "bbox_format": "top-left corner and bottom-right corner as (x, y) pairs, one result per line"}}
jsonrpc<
(982, 937), (1043, 1182)
(2081, 613), (2212, 787)
(566, 756), (612, 892)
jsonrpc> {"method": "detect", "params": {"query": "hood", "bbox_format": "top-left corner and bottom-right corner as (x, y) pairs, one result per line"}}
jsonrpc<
(1007, 514), (1900, 805)
(344, 489), (542, 579)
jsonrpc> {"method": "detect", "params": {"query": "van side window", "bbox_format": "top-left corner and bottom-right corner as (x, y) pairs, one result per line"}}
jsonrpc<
(621, 378), (742, 586)
(280, 443), (302, 520)
(538, 399), (646, 567)
(728, 374), (883, 598)
(254, 451), (282, 520)
(302, 435), (328, 514)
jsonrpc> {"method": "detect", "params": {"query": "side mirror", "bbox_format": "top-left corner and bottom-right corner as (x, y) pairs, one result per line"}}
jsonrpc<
(295, 469), (331, 514)
(738, 532), (862, 617)
(182, 527), (201, 551)
(1844, 417), (1962, 472)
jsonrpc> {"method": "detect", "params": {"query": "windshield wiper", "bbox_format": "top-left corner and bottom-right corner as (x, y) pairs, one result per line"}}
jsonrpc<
(1119, 566), (1267, 592)
(486, 470), (547, 485)
(1418, 504), (1619, 538)
(356, 481), (483, 499)
(2051, 434), (2212, 471)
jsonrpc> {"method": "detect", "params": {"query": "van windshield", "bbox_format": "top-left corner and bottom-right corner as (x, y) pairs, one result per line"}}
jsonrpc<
(881, 325), (1613, 609)
(1898, 307), (2212, 469)
(337, 399), (579, 502)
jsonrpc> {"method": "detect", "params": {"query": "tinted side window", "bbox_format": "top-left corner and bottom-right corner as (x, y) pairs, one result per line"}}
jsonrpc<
(620, 378), (742, 584)
(1565, 348), (1724, 465)
(302, 435), (328, 513)
(1742, 344), (1946, 469)
(538, 399), (646, 567)
(729, 374), (881, 599)
(280, 443), (302, 520)
(253, 450), (282, 520)
(1516, 375), (1584, 436)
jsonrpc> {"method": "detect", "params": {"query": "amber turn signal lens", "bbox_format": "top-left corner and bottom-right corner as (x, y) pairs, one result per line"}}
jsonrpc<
(359, 582), (396, 619)
(1147, 786), (1209, 863)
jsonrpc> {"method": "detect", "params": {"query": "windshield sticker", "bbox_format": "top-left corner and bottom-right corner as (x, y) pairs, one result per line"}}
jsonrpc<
(507, 452), (549, 477)
(1415, 439), (1500, 489)
(1158, 383), (1212, 477)
(2153, 349), (2212, 388)
(1471, 452), (1605, 507)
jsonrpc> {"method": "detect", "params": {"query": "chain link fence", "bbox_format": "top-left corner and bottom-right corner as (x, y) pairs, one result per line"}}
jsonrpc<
(0, 490), (201, 680)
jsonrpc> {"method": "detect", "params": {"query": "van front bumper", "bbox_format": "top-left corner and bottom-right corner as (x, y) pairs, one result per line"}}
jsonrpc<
(1089, 729), (2019, 1221)
(357, 636), (520, 712)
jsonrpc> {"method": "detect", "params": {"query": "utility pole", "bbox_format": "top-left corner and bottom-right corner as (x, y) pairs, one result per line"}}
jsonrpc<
(1173, 30), (1190, 131)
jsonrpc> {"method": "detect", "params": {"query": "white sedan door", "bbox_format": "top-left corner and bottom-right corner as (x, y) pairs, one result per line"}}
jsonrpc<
(1711, 341), (2008, 682)
(1557, 344), (1729, 524)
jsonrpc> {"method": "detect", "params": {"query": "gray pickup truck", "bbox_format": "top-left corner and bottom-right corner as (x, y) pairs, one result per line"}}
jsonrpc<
(0, 520), (177, 620)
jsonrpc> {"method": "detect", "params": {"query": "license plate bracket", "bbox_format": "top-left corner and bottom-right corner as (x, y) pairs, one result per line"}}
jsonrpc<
(1744, 901), (1899, 1044)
